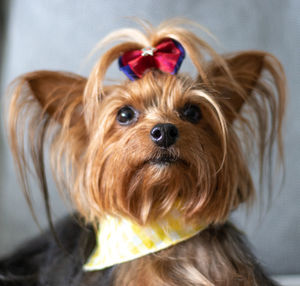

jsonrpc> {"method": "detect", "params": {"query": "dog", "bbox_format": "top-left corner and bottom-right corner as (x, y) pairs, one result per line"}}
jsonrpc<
(0, 19), (286, 285)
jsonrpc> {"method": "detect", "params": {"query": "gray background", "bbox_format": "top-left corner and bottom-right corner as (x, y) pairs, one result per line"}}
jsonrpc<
(0, 0), (299, 276)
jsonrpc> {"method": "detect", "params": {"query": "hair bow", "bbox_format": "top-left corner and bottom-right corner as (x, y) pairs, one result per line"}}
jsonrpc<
(119, 39), (185, 81)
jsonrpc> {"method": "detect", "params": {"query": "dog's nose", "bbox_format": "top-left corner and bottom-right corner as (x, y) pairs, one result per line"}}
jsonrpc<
(150, 123), (179, 148)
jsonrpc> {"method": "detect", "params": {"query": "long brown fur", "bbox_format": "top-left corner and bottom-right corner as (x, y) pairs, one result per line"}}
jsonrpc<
(6, 19), (286, 285)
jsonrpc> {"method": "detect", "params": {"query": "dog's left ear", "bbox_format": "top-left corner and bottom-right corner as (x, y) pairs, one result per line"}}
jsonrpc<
(205, 52), (272, 122)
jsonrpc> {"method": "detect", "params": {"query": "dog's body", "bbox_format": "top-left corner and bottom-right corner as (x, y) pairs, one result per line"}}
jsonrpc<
(0, 216), (278, 286)
(0, 20), (286, 285)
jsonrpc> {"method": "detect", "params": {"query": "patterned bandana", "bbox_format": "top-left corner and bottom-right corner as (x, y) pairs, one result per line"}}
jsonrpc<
(83, 208), (207, 271)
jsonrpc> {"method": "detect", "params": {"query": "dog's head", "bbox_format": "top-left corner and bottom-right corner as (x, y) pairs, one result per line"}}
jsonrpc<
(8, 20), (286, 226)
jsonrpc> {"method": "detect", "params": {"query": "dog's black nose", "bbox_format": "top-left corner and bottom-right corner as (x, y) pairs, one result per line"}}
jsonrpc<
(150, 123), (179, 148)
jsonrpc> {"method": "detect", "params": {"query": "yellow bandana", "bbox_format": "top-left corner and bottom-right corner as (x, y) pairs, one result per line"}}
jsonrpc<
(84, 208), (207, 271)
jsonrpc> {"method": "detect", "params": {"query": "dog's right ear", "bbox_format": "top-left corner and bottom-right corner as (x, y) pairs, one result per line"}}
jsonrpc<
(11, 70), (87, 125)
(7, 71), (88, 227)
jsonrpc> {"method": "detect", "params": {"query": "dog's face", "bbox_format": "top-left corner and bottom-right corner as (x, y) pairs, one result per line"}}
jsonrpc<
(85, 72), (224, 222)
(8, 25), (285, 226)
(81, 72), (239, 225)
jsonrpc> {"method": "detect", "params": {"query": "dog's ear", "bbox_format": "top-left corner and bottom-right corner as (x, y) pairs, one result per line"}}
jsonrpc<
(17, 70), (87, 124)
(8, 71), (88, 226)
(205, 52), (267, 122)
(204, 51), (285, 209)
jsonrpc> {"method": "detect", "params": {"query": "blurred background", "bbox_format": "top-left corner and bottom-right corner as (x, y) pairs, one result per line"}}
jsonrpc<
(0, 0), (299, 284)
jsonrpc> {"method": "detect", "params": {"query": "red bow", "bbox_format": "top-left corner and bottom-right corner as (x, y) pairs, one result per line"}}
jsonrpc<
(119, 39), (185, 80)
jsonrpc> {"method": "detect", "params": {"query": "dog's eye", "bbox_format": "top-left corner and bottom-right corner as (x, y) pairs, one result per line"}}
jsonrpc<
(117, 106), (137, 125)
(179, 103), (202, 124)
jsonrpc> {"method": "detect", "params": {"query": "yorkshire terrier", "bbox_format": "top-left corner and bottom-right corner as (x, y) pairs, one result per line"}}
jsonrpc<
(0, 20), (286, 286)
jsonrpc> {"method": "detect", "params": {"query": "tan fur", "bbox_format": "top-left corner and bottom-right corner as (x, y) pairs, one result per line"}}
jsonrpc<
(6, 19), (286, 285)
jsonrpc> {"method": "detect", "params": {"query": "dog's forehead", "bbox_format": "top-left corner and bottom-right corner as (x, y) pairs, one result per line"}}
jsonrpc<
(114, 73), (196, 110)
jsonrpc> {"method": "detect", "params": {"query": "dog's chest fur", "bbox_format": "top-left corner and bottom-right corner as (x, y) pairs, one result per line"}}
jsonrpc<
(0, 215), (278, 286)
